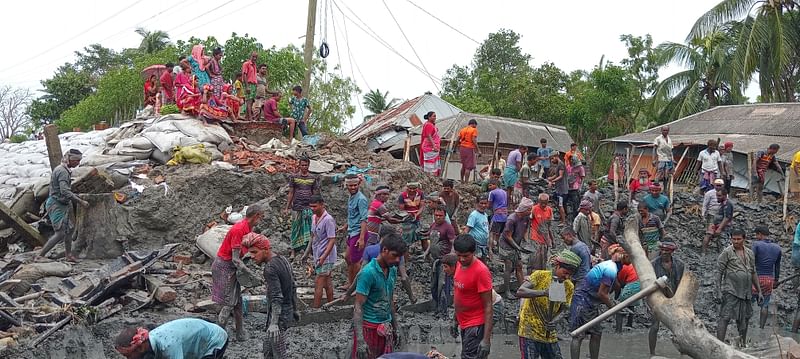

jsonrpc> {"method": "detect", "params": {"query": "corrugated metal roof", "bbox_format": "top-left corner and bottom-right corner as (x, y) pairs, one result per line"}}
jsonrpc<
(347, 93), (462, 142)
(605, 103), (800, 162)
(405, 112), (574, 152)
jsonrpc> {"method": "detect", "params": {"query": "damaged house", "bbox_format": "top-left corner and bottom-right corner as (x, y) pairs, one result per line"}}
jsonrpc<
(603, 103), (800, 194)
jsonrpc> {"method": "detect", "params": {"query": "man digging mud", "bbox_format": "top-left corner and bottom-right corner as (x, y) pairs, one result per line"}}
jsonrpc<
(115, 318), (228, 359)
(343, 174), (369, 291)
(211, 205), (264, 341)
(648, 240), (684, 356)
(37, 149), (90, 262)
(716, 228), (762, 347)
(353, 235), (406, 359)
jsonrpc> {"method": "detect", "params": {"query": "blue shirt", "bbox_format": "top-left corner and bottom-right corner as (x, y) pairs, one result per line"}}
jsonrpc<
(570, 241), (592, 284)
(362, 243), (405, 265)
(488, 188), (508, 222)
(148, 318), (227, 359)
(466, 210), (490, 246)
(537, 147), (552, 169)
(643, 194), (670, 220)
(347, 191), (369, 237)
(752, 239), (782, 278)
(577, 260), (620, 301)
(356, 258), (398, 324)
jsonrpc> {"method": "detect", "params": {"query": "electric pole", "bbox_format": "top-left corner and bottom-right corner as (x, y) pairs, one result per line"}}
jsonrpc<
(302, 0), (317, 94)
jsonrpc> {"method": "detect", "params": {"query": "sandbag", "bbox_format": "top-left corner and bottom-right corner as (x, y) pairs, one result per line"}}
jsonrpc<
(118, 137), (155, 151)
(167, 144), (212, 166)
(150, 148), (171, 165)
(196, 224), (231, 258)
(81, 154), (136, 167)
(172, 119), (232, 145)
(141, 131), (185, 153)
(108, 147), (152, 160)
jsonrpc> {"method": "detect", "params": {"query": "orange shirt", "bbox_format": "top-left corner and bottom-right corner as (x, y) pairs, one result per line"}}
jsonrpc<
(458, 126), (478, 149)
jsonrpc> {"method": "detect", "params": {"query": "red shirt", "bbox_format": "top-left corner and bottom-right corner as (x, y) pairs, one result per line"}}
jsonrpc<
(617, 264), (639, 284)
(160, 71), (174, 99)
(242, 60), (258, 84)
(216, 220), (251, 260)
(454, 259), (493, 328)
(263, 97), (279, 121)
(530, 205), (553, 244)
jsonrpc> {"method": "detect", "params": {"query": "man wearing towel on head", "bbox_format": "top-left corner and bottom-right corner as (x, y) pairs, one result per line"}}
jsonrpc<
(38, 149), (89, 262)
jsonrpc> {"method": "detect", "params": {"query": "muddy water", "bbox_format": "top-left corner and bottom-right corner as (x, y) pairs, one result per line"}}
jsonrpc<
(404, 332), (683, 358)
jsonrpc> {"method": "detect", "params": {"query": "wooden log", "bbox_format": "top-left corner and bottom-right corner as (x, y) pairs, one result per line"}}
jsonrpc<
(671, 146), (690, 204)
(570, 277), (667, 336)
(144, 275), (177, 303)
(43, 124), (62, 171)
(747, 151), (754, 199)
(402, 136), (411, 162)
(626, 146), (632, 185)
(32, 315), (71, 347)
(631, 149), (644, 178)
(620, 217), (757, 359)
(613, 161), (619, 204)
(0, 202), (46, 246)
(783, 167), (790, 221)
(490, 131), (500, 170)
(441, 123), (460, 179)
(0, 310), (20, 327)
(13, 291), (44, 303)
(0, 292), (20, 309)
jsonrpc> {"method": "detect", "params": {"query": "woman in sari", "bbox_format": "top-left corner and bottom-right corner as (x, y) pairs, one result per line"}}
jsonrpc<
(199, 84), (230, 122)
(174, 61), (201, 115)
(222, 84), (243, 122)
(143, 74), (158, 107)
(188, 44), (211, 91)
(420, 111), (441, 176)
(207, 47), (224, 97)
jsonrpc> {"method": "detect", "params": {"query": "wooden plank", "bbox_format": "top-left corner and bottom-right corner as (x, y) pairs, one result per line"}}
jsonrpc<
(44, 124), (62, 170)
(613, 161), (619, 204)
(0, 293), (20, 309)
(144, 275), (177, 303)
(671, 147), (690, 204)
(747, 151), (754, 199)
(490, 131), (500, 170)
(441, 124), (460, 179)
(0, 202), (46, 246)
(784, 167), (790, 221)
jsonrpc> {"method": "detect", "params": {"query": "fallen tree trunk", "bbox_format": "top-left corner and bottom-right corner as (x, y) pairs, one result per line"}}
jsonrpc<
(620, 217), (757, 359)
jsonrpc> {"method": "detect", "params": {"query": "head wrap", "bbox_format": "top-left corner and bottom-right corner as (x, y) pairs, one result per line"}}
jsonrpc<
(191, 44), (206, 70)
(223, 83), (232, 93)
(712, 178), (724, 185)
(375, 188), (390, 195)
(723, 141), (733, 149)
(638, 168), (649, 175)
(538, 193), (550, 201)
(579, 199), (593, 210)
(63, 149), (83, 165)
(607, 244), (626, 257)
(241, 232), (270, 250)
(551, 249), (581, 270)
(115, 327), (149, 355)
(516, 197), (534, 212)
(344, 176), (361, 186)
(658, 241), (678, 251)
(406, 182), (419, 189)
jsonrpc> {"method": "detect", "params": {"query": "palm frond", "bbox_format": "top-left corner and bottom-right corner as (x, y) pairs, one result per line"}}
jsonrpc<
(688, 0), (757, 40)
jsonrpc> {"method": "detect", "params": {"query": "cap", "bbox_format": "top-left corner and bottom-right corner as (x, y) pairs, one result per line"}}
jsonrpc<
(713, 179), (725, 185)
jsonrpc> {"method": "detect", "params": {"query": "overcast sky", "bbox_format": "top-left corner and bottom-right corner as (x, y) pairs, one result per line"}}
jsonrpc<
(0, 0), (731, 129)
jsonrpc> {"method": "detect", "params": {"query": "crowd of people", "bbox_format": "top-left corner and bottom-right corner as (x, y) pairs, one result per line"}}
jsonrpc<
(144, 45), (313, 142)
(93, 114), (800, 358)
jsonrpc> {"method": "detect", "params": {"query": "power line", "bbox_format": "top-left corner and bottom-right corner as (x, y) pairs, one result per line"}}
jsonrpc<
(174, 0), (262, 38)
(404, 0), (480, 45)
(329, 0), (361, 129)
(0, 0), (146, 75)
(340, 8), (371, 93)
(332, 0), (440, 83)
(381, 0), (439, 92)
(166, 0), (237, 34)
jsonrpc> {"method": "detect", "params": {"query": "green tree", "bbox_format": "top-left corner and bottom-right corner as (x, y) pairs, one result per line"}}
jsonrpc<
(73, 44), (127, 81)
(472, 29), (533, 117)
(28, 65), (94, 128)
(619, 34), (660, 126)
(689, 1), (800, 102)
(135, 28), (171, 54)
(362, 89), (400, 120)
(308, 62), (359, 133)
(651, 28), (744, 122)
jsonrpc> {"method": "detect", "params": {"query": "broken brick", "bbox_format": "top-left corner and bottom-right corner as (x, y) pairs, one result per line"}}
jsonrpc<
(172, 254), (192, 265)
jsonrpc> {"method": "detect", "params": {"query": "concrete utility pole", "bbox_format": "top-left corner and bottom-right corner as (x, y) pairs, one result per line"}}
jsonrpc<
(302, 0), (318, 94)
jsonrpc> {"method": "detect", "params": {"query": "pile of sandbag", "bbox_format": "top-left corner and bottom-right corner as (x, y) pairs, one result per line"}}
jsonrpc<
(0, 129), (114, 202)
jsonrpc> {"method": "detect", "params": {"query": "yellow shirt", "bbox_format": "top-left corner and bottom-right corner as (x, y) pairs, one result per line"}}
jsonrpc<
(234, 80), (244, 99)
(792, 150), (800, 169)
(518, 270), (574, 343)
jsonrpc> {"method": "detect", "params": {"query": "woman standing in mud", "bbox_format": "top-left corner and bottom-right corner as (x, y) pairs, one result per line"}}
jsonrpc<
(211, 205), (264, 341)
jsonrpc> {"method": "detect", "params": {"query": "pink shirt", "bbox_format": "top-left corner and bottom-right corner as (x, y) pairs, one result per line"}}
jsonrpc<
(421, 122), (440, 153)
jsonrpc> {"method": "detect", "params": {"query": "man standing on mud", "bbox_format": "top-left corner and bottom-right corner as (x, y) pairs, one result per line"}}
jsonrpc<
(563, 227), (591, 287)
(343, 174), (369, 291)
(570, 244), (629, 359)
(441, 179), (461, 235)
(751, 226), (781, 329)
(398, 182), (425, 259)
(285, 157), (320, 259)
(457, 119), (481, 184)
(487, 179), (508, 259)
(38, 149), (89, 262)
(353, 235), (406, 359)
(703, 189), (733, 254)
(648, 240), (684, 356)
(302, 195), (337, 308)
(716, 228), (762, 346)
(466, 195), (491, 260)
(451, 234), (493, 359)
(643, 183), (670, 222)
(652, 126), (673, 188)
(500, 197), (534, 299)
(698, 140), (722, 193)
(547, 153), (568, 226)
(752, 144), (783, 203)
(529, 193), (555, 272)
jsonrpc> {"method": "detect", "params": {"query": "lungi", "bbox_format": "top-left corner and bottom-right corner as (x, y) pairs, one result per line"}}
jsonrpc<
(211, 257), (241, 306)
(290, 209), (313, 251)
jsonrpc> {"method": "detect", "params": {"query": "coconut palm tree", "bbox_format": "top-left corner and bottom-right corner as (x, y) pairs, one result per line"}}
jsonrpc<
(135, 28), (171, 54)
(651, 27), (745, 121)
(363, 89), (400, 120)
(689, 0), (800, 102)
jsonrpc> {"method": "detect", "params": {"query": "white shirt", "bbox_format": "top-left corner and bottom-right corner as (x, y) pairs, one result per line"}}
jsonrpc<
(698, 149), (721, 172)
(701, 188), (720, 217)
(654, 135), (673, 162)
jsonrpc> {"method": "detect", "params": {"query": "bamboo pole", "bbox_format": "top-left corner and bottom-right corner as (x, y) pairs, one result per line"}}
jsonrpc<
(625, 146), (632, 185)
(402, 137), (411, 162)
(747, 151), (754, 199)
(613, 160), (619, 204)
(441, 124), (460, 179)
(783, 167), (790, 220)
(490, 131), (500, 170)
(571, 277), (668, 337)
(670, 146), (690, 204)
(631, 149), (644, 178)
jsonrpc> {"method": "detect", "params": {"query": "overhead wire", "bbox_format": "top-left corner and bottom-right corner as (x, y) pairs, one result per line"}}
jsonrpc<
(332, 0), (441, 83)
(340, 6), (371, 93)
(329, 0), (361, 129)
(166, 0), (237, 34)
(0, 0), (147, 75)
(404, 0), (480, 45)
(173, 0), (262, 38)
(381, 0), (439, 92)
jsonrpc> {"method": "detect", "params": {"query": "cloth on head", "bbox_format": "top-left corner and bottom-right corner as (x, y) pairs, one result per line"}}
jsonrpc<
(406, 182), (419, 189)
(579, 199), (592, 210)
(115, 327), (150, 355)
(191, 44), (207, 71)
(658, 241), (678, 251)
(713, 178), (725, 185)
(64, 149), (83, 163)
(241, 232), (270, 250)
(650, 183), (662, 189)
(551, 249), (582, 269)
(724, 142), (733, 149)
(344, 176), (361, 185)
(607, 244), (626, 256)
(375, 188), (390, 195)
(516, 197), (534, 212)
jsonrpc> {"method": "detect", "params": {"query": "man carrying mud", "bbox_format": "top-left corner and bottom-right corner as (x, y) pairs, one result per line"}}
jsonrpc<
(397, 182), (425, 259)
(716, 228), (762, 347)
(242, 234), (298, 358)
(529, 193), (555, 272)
(366, 185), (397, 245)
(751, 226), (781, 329)
(353, 235), (407, 359)
(517, 250), (579, 359)
(702, 189), (733, 254)
(569, 244), (629, 359)
(37, 149), (89, 262)
(751, 143), (783, 203)
(285, 157), (320, 259)
(648, 240), (684, 356)
(343, 174), (369, 291)
(211, 205), (264, 341)
(115, 318), (228, 359)
(451, 234), (493, 359)
(500, 197), (534, 299)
